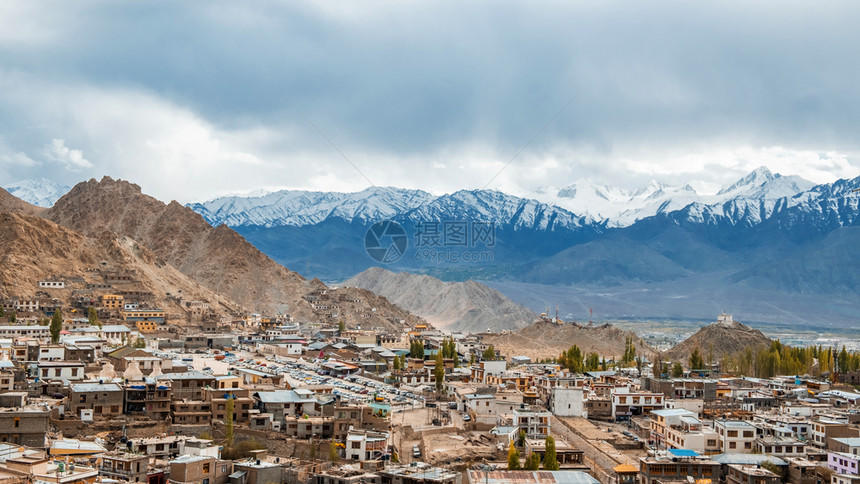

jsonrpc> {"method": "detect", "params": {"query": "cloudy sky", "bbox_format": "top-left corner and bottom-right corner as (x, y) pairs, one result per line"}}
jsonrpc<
(1, 1), (859, 203)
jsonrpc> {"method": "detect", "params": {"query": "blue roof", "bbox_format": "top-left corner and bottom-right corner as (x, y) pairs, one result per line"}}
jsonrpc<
(669, 449), (700, 457)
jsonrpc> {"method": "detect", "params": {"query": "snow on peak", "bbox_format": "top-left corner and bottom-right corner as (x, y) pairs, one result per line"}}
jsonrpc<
(3, 177), (71, 207)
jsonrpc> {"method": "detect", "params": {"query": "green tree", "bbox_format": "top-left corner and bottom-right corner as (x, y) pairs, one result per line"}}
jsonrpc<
(585, 352), (601, 371)
(518, 430), (527, 447)
(469, 353), (475, 366)
(224, 396), (235, 446)
(329, 441), (339, 462)
(8, 311), (15, 323)
(622, 336), (636, 366)
(309, 441), (317, 460)
(672, 361), (684, 378)
(652, 353), (664, 378)
(434, 348), (445, 392)
(87, 306), (99, 326)
(50, 309), (63, 343)
(0, 306), (5, 317)
(507, 441), (521, 470)
(542, 435), (559, 470)
(393, 355), (402, 371)
(689, 347), (704, 370)
(524, 451), (540, 470)
(134, 337), (146, 348)
(338, 320), (345, 334)
(482, 345), (496, 361)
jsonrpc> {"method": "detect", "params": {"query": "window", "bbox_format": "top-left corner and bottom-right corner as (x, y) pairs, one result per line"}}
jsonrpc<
(729, 442), (736, 449)
(203, 463), (210, 473)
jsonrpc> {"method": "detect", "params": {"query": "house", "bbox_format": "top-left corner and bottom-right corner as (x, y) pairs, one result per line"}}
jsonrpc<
(168, 454), (232, 484)
(649, 408), (697, 449)
(171, 400), (212, 426)
(254, 389), (323, 424)
(98, 451), (149, 483)
(611, 389), (664, 421)
(344, 429), (389, 462)
(551, 387), (584, 417)
(0, 406), (50, 447)
(513, 408), (551, 439)
(638, 453), (722, 484)
(829, 452), (860, 475)
(714, 420), (758, 454)
(124, 378), (173, 420)
(37, 360), (86, 382)
(157, 371), (216, 400)
(69, 382), (124, 419)
(726, 464), (781, 484)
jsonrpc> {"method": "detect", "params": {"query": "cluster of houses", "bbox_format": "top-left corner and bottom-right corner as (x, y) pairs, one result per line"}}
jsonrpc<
(1, 294), (860, 484)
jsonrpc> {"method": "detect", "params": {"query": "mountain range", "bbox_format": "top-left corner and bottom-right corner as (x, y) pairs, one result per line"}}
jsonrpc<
(185, 167), (860, 328)
(0, 178), (424, 332)
(7, 168), (860, 328)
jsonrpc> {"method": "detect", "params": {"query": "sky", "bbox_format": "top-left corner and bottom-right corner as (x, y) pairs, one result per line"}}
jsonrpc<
(1, 1), (860, 203)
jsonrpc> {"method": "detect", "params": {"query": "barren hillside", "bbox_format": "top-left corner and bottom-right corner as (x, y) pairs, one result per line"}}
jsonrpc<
(0, 211), (240, 318)
(483, 319), (655, 361)
(663, 317), (772, 363)
(0, 188), (43, 216)
(37, 177), (421, 330)
(343, 267), (535, 332)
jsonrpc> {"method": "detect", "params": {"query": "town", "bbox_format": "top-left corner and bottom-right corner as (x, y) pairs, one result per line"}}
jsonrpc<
(0, 292), (859, 484)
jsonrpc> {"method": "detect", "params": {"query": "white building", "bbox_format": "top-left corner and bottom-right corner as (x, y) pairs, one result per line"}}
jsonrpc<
(551, 387), (585, 417)
(513, 408), (551, 439)
(38, 281), (65, 289)
(714, 420), (757, 453)
(37, 361), (86, 381)
(344, 430), (389, 462)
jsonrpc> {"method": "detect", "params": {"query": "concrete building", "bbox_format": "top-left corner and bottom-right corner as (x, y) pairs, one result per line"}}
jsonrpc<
(551, 387), (584, 417)
(0, 406), (50, 447)
(98, 451), (149, 483)
(714, 420), (757, 454)
(513, 408), (551, 439)
(168, 454), (232, 484)
(344, 429), (389, 462)
(69, 382), (124, 419)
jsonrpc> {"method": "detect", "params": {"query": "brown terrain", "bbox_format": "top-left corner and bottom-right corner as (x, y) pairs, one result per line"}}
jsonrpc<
(482, 319), (656, 361)
(1, 178), (423, 332)
(0, 211), (238, 318)
(662, 318), (772, 362)
(344, 267), (536, 332)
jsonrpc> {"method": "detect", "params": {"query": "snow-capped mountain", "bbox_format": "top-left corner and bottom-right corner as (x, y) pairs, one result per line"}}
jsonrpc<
(189, 186), (436, 228)
(525, 166), (816, 227)
(188, 166), (825, 233)
(191, 186), (594, 231)
(2, 178), (71, 207)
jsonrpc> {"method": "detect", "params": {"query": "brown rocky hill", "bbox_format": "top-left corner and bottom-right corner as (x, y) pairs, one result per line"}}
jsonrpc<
(482, 319), (655, 362)
(0, 188), (43, 216)
(40, 177), (421, 330)
(343, 267), (536, 332)
(663, 317), (772, 363)
(0, 211), (239, 318)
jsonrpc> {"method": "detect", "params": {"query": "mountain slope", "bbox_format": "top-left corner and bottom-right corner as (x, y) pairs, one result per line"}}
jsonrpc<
(0, 211), (240, 317)
(41, 177), (425, 330)
(44, 177), (306, 314)
(481, 319), (655, 362)
(0, 187), (43, 215)
(343, 267), (536, 332)
(663, 315), (772, 363)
